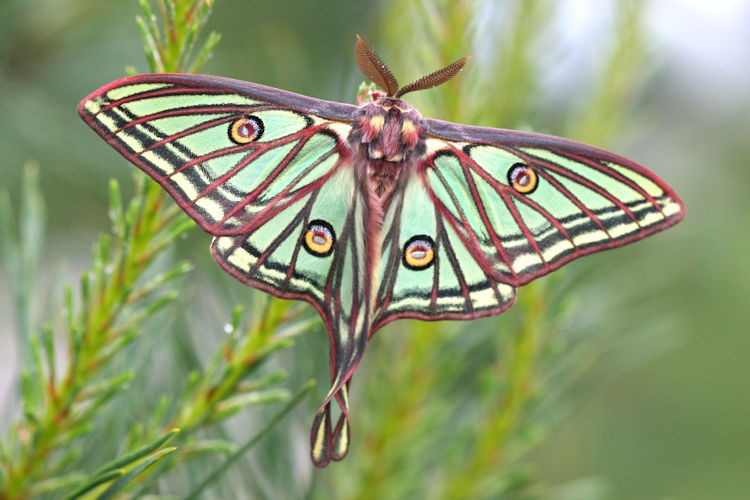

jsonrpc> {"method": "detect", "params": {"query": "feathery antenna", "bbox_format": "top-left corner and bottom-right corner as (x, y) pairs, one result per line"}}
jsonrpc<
(355, 35), (469, 98)
(395, 56), (471, 98)
(355, 35), (399, 97)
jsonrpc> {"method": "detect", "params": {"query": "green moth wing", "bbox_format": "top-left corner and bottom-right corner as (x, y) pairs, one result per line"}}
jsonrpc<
(78, 74), (357, 236)
(418, 121), (685, 286)
(79, 74), (365, 466)
(210, 166), (370, 466)
(373, 172), (516, 331)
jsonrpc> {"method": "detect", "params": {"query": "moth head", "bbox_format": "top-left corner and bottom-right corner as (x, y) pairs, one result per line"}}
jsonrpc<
(355, 35), (470, 99)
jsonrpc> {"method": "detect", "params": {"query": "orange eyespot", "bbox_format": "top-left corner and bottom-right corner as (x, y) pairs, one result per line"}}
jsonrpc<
(507, 163), (538, 194)
(303, 220), (335, 257)
(229, 115), (264, 144)
(402, 235), (435, 270)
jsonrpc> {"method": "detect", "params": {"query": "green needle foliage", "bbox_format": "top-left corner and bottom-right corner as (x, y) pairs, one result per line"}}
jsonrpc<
(0, 1), (312, 498)
(1, 0), (650, 498)
(317, 1), (648, 499)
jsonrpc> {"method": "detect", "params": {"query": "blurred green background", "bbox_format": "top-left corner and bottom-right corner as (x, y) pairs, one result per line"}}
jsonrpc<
(1, 0), (748, 498)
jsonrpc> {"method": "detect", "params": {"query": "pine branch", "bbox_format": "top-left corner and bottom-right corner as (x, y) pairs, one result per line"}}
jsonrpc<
(0, 2), (311, 498)
(317, 1), (649, 498)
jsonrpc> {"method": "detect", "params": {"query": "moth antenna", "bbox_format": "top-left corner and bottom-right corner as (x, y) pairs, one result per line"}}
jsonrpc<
(395, 56), (471, 98)
(355, 35), (399, 97)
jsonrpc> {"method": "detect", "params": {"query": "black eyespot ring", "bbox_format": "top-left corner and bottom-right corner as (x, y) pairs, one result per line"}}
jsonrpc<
(507, 163), (538, 194)
(229, 115), (264, 144)
(402, 235), (435, 270)
(303, 220), (335, 257)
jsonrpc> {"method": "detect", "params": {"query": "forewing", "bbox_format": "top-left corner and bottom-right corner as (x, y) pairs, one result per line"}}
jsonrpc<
(78, 74), (357, 236)
(421, 119), (685, 286)
(373, 172), (516, 331)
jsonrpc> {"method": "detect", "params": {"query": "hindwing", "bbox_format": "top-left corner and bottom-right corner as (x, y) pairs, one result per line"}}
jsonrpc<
(373, 172), (516, 331)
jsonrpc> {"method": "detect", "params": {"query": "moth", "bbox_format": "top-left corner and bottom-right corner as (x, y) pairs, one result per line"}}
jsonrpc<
(78, 36), (685, 467)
